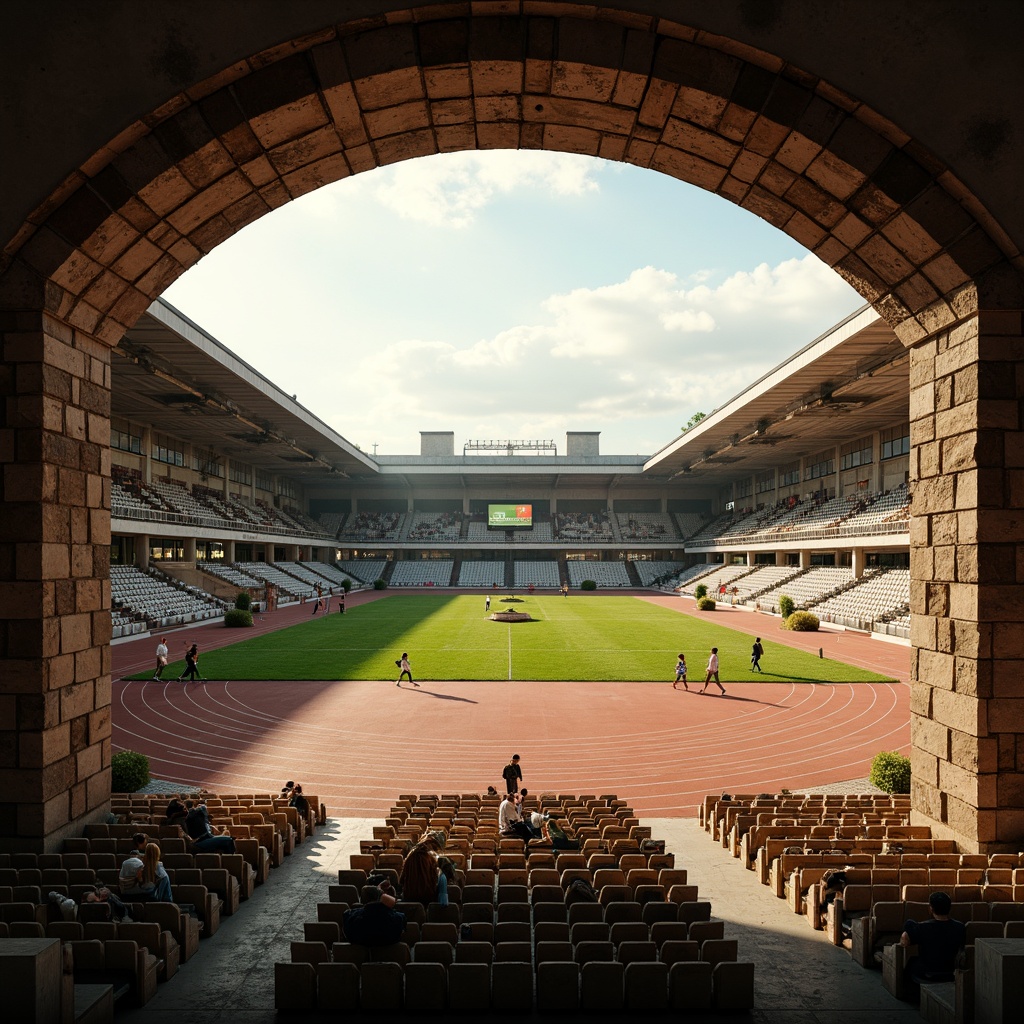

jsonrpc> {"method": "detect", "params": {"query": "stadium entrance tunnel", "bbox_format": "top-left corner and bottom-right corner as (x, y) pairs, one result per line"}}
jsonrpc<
(1, 3), (1022, 853)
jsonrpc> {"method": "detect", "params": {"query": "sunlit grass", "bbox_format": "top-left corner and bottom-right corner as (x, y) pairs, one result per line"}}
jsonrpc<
(134, 594), (895, 682)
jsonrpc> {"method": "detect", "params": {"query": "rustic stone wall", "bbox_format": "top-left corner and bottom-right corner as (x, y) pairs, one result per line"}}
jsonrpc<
(909, 308), (1024, 851)
(0, 7), (1021, 851)
(0, 307), (112, 851)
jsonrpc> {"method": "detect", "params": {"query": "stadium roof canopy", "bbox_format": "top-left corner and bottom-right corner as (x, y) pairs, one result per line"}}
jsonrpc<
(115, 299), (378, 482)
(116, 299), (908, 492)
(645, 305), (908, 487)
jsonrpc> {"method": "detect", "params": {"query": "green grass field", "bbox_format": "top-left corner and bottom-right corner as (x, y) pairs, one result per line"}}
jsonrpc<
(134, 595), (895, 683)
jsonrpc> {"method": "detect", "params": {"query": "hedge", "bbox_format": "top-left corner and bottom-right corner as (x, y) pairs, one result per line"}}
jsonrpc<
(111, 750), (150, 793)
(869, 751), (911, 794)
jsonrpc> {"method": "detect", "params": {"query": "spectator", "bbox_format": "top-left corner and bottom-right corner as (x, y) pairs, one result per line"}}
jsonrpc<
(165, 797), (187, 826)
(499, 791), (540, 850)
(143, 842), (174, 901)
(118, 853), (154, 900)
(342, 882), (405, 945)
(183, 800), (236, 853)
(900, 891), (966, 983)
(399, 833), (451, 905)
(502, 754), (522, 795)
(289, 783), (310, 819)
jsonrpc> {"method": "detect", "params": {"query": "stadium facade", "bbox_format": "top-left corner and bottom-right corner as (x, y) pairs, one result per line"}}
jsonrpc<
(2, 2), (1022, 856)
(113, 298), (910, 593)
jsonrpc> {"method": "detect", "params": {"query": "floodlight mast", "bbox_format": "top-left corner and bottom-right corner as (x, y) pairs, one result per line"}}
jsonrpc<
(463, 439), (557, 456)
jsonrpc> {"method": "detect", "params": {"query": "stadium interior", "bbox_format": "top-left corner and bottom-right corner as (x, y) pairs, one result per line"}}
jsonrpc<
(109, 299), (913, 642)
(2, 3), (1022, 1021)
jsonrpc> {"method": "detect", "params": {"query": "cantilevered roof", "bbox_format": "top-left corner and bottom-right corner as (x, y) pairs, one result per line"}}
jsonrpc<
(115, 299), (379, 482)
(644, 305), (908, 486)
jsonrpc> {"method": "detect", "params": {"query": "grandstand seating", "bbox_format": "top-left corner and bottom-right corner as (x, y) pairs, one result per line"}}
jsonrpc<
(811, 569), (910, 632)
(111, 566), (227, 636)
(302, 561), (362, 588)
(390, 561), (455, 587)
(615, 513), (679, 542)
(407, 512), (463, 543)
(676, 564), (751, 596)
(838, 484), (910, 534)
(756, 567), (852, 612)
(0, 790), (322, 1018)
(672, 512), (708, 539)
(555, 513), (613, 542)
(632, 561), (685, 587)
(337, 512), (407, 542)
(318, 512), (346, 537)
(458, 562), (507, 588)
(337, 560), (388, 584)
(724, 565), (802, 602)
(698, 787), (1023, 1024)
(566, 562), (631, 588)
(513, 561), (561, 589)
(236, 562), (317, 599)
(274, 793), (754, 1013)
(199, 562), (264, 591)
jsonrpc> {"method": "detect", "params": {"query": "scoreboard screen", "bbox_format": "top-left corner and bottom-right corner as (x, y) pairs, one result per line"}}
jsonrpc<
(488, 503), (533, 528)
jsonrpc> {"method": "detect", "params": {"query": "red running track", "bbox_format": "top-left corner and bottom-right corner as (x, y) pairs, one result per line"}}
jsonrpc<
(111, 591), (910, 817)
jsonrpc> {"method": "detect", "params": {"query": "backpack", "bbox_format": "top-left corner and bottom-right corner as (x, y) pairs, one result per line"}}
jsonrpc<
(564, 878), (598, 905)
(502, 763), (519, 784)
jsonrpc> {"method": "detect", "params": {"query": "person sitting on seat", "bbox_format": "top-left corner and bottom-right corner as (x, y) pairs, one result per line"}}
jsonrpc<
(164, 797), (187, 826)
(143, 842), (174, 902)
(288, 783), (310, 819)
(399, 832), (451, 905)
(499, 792), (541, 850)
(899, 891), (966, 984)
(183, 800), (236, 853)
(117, 853), (154, 901)
(342, 881), (405, 946)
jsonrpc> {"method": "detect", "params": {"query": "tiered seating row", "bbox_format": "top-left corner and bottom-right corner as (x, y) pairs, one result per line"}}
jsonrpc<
(390, 560), (455, 587)
(566, 562), (631, 588)
(275, 793), (755, 1014)
(0, 791), (321, 1014)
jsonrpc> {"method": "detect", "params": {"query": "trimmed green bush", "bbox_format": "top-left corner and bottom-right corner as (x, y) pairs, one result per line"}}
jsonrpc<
(694, 583), (708, 601)
(784, 610), (819, 631)
(697, 597), (716, 611)
(111, 750), (150, 793)
(869, 750), (911, 794)
(224, 608), (253, 627)
(778, 594), (795, 619)
(373, 578), (388, 590)
(581, 580), (597, 590)
(342, 578), (352, 593)
(234, 590), (251, 611)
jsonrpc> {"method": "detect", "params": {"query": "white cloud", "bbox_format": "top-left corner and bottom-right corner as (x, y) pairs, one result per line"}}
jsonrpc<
(334, 252), (859, 452)
(293, 150), (602, 228)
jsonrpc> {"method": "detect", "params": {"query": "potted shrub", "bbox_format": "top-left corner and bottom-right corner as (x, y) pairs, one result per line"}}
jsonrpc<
(224, 608), (253, 627)
(694, 583), (708, 601)
(778, 594), (795, 619)
(581, 579), (597, 590)
(697, 596), (716, 611)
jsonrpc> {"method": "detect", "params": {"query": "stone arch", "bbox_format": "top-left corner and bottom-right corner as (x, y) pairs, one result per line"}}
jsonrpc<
(2, 6), (1021, 852)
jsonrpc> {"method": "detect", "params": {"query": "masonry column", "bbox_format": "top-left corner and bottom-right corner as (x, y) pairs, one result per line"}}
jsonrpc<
(0, 312), (112, 853)
(909, 308), (1024, 853)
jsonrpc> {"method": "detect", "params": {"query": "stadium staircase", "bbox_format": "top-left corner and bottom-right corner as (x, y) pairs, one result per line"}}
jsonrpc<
(625, 561), (643, 587)
(397, 516), (413, 542)
(609, 515), (623, 542)
(505, 557), (515, 589)
(459, 517), (471, 539)
(381, 561), (396, 584)
(448, 560), (461, 587)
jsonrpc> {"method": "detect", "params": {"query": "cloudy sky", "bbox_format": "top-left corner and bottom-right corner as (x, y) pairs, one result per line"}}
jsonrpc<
(163, 151), (863, 457)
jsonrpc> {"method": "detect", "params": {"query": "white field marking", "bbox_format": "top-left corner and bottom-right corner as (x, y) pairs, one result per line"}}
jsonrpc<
(508, 624), (513, 681)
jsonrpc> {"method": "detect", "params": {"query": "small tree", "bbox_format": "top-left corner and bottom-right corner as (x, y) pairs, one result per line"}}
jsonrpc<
(341, 577), (352, 593)
(373, 578), (387, 590)
(224, 608), (253, 627)
(694, 583), (708, 601)
(870, 751), (911, 794)
(697, 597), (716, 611)
(234, 590), (250, 611)
(111, 750), (150, 793)
(778, 594), (795, 619)
(581, 579), (597, 590)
